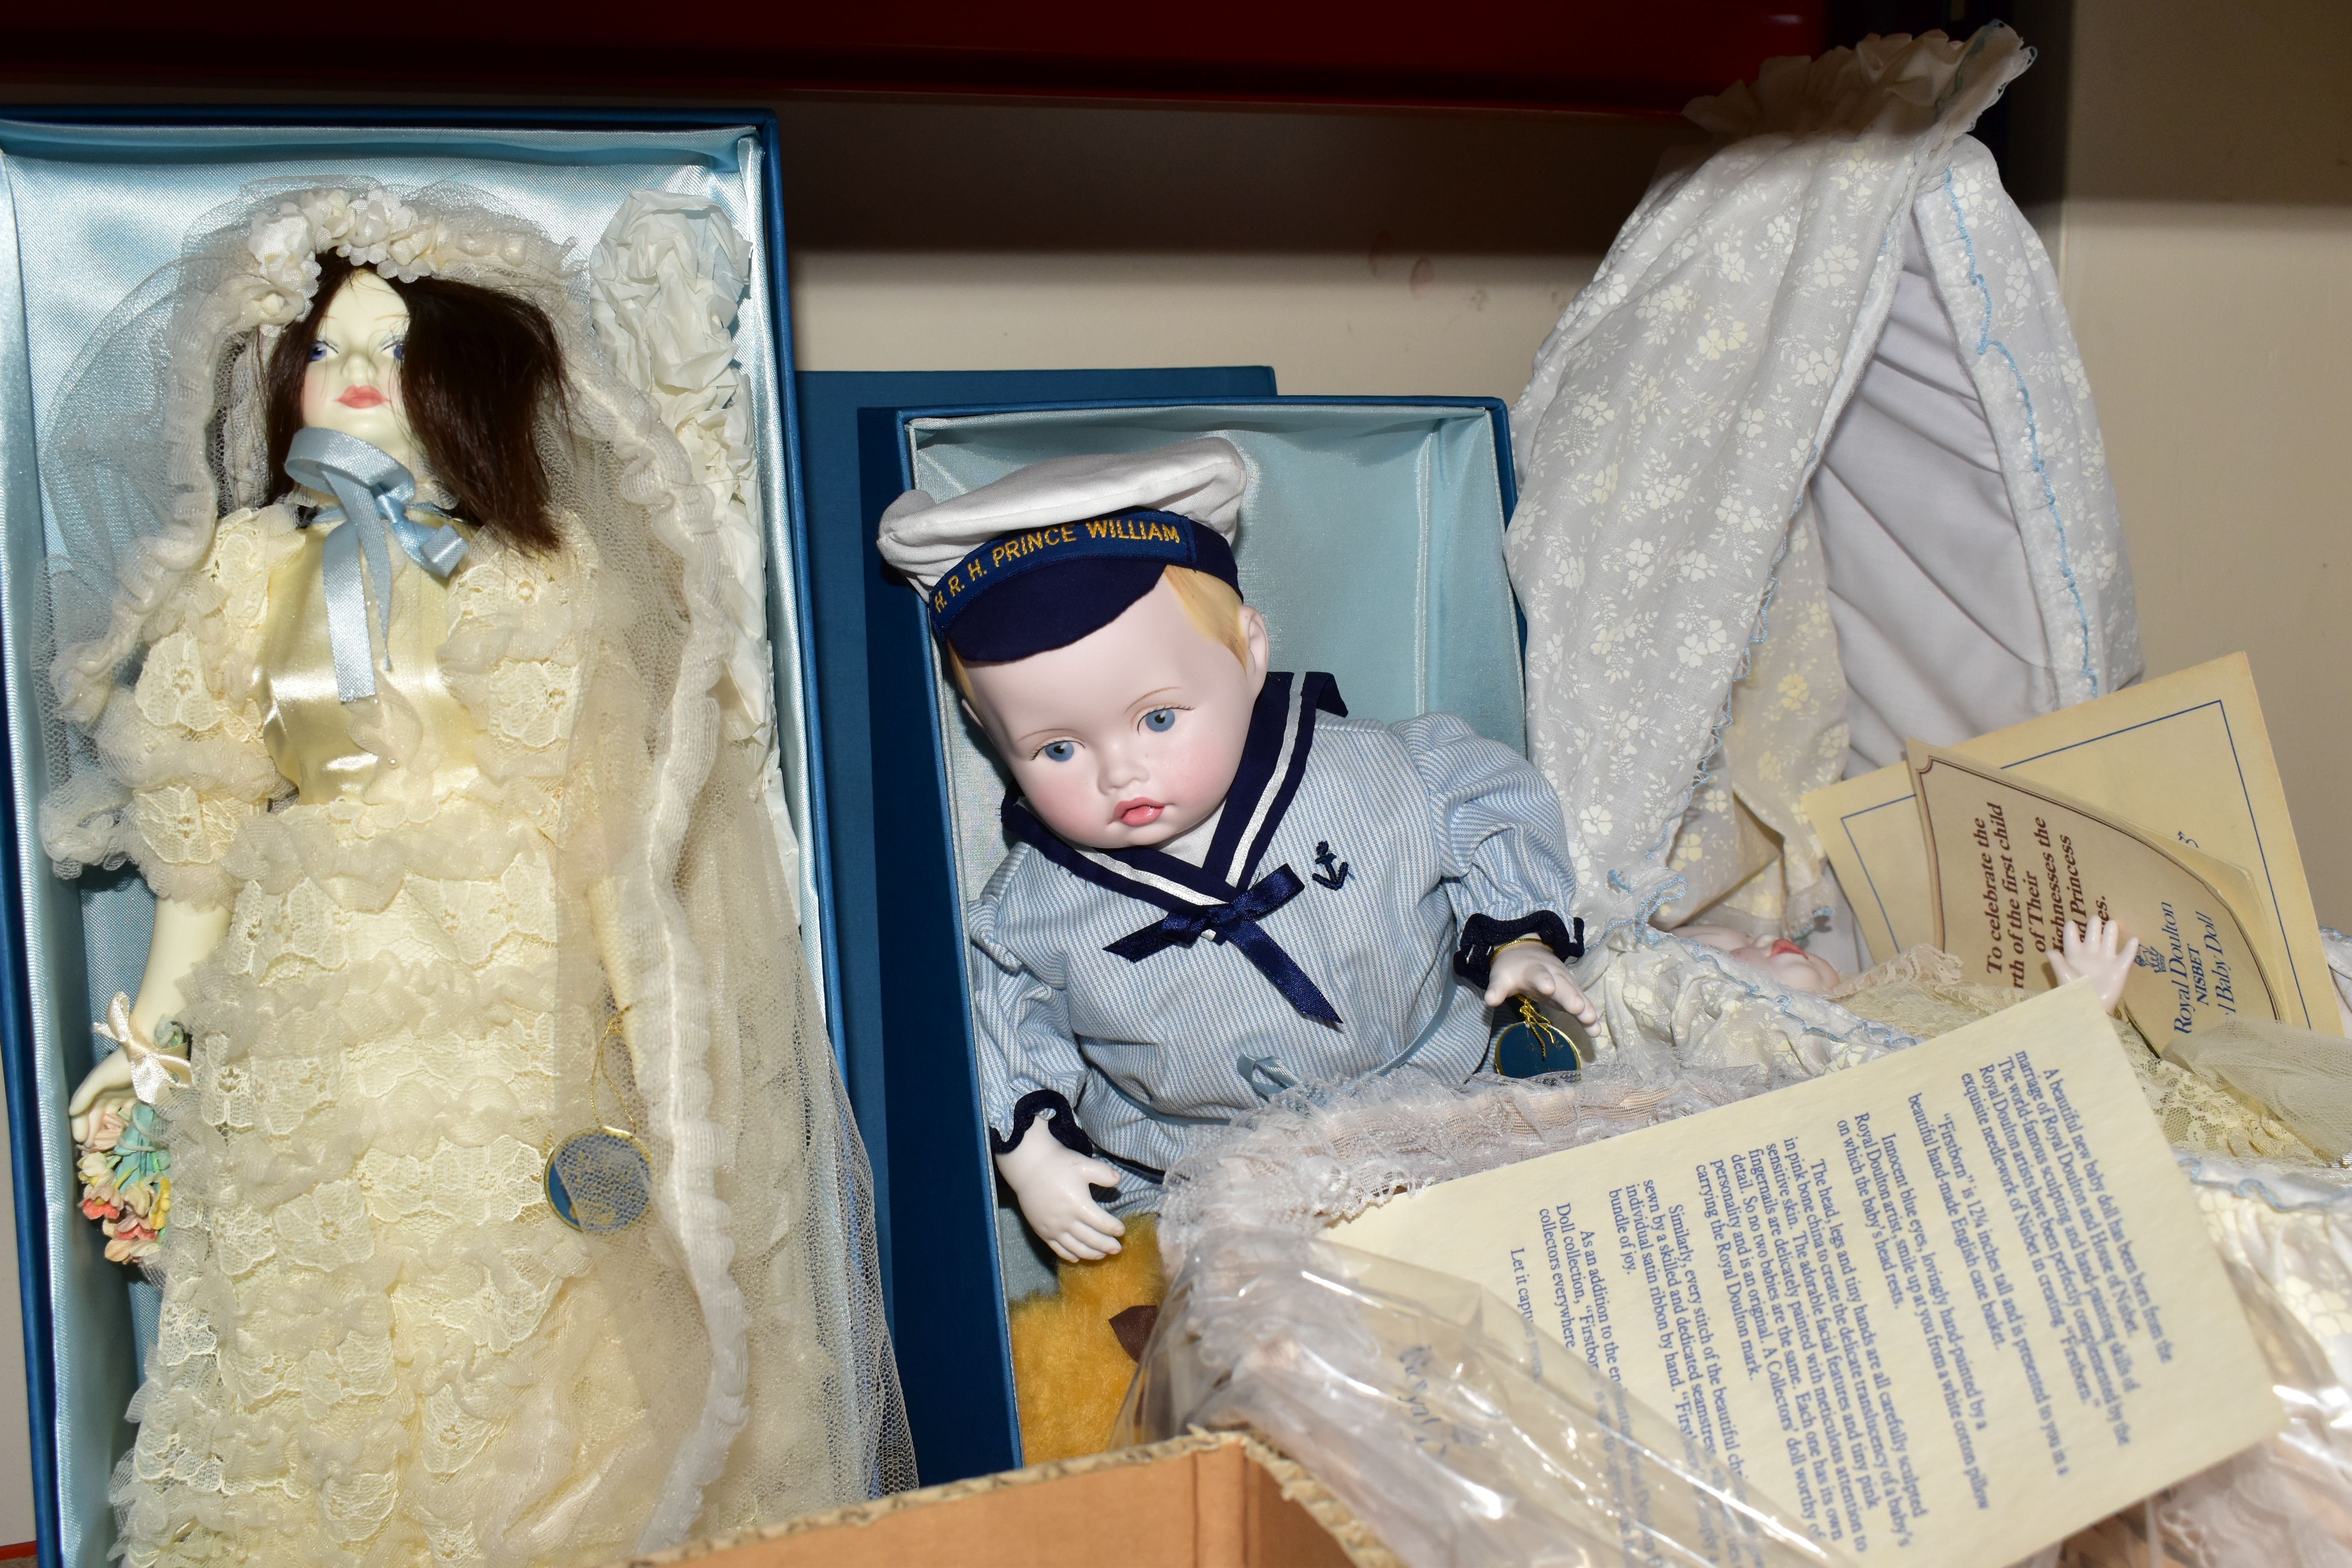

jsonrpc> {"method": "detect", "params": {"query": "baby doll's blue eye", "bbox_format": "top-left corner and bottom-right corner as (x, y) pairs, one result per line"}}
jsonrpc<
(1040, 740), (1077, 762)
(388, 340), (406, 362)
(1143, 708), (1177, 733)
(307, 342), (330, 362)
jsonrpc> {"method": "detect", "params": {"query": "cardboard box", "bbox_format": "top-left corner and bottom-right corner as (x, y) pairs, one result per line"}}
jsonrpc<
(629, 1433), (1395, 1568)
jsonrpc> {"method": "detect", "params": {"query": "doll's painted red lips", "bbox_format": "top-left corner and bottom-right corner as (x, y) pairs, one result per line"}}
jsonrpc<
(1116, 799), (1165, 826)
(337, 387), (388, 408)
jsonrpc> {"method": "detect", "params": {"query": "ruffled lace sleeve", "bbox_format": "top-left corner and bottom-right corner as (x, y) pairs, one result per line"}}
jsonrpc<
(81, 510), (290, 907)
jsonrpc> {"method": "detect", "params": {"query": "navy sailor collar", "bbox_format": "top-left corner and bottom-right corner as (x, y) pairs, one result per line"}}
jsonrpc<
(1000, 671), (1347, 912)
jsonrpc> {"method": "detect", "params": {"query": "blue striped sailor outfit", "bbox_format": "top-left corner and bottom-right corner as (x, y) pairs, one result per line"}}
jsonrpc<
(968, 672), (1579, 1211)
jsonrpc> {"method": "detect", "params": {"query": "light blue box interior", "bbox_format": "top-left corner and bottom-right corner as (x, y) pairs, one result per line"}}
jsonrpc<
(896, 398), (1523, 1310)
(0, 118), (819, 1566)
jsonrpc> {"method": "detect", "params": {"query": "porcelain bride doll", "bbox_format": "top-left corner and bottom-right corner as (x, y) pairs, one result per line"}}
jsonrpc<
(40, 186), (906, 1565)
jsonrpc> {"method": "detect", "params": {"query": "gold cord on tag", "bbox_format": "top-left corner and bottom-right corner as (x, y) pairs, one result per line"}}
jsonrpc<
(545, 1008), (654, 1234)
(1493, 995), (1579, 1074)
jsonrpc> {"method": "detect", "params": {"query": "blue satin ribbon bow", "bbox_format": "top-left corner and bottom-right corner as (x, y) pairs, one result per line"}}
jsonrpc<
(1105, 864), (1343, 1026)
(283, 428), (470, 702)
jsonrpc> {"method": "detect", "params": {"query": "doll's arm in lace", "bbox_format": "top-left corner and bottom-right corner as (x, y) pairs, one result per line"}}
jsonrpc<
(68, 516), (280, 1142)
(69, 899), (225, 1143)
(587, 876), (673, 1109)
(132, 897), (230, 1043)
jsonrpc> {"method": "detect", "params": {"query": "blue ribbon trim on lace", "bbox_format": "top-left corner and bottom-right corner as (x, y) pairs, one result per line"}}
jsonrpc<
(284, 428), (470, 703)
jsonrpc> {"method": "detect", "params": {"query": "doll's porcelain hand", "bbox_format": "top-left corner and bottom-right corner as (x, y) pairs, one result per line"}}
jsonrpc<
(995, 1122), (1127, 1264)
(69, 1051), (138, 1146)
(1484, 942), (1599, 1027)
(2047, 918), (2138, 1014)
(69, 993), (193, 1142)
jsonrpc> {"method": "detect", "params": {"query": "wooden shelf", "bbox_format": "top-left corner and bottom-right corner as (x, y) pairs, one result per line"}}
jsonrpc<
(10, 2), (1824, 116)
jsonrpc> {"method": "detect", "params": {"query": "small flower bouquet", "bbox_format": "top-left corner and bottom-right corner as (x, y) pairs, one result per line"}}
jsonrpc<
(74, 1004), (190, 1265)
(77, 1102), (171, 1263)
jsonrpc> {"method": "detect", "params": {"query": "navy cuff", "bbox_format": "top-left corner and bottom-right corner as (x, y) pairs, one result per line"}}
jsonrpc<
(1455, 911), (1586, 988)
(989, 1089), (1098, 1160)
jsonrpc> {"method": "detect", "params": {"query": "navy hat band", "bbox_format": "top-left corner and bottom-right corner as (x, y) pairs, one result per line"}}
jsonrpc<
(929, 510), (1240, 662)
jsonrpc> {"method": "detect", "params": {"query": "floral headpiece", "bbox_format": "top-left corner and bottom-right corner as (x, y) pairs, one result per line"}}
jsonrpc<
(239, 187), (461, 335)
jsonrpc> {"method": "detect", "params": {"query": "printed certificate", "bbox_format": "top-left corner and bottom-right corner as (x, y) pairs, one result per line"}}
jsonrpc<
(1910, 742), (2281, 1045)
(1799, 655), (2336, 1033)
(1331, 986), (2283, 1568)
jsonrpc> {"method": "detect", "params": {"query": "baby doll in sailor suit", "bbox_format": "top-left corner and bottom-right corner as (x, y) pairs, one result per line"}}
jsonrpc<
(880, 439), (1595, 1267)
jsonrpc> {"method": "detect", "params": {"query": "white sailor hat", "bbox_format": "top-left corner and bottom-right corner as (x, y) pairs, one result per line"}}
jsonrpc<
(877, 438), (1248, 662)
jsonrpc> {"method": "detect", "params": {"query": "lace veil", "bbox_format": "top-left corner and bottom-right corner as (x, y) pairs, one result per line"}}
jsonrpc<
(34, 181), (911, 1546)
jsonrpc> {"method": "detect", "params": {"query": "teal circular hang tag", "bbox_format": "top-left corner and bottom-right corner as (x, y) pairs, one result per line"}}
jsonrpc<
(1491, 1000), (1583, 1080)
(546, 1129), (654, 1233)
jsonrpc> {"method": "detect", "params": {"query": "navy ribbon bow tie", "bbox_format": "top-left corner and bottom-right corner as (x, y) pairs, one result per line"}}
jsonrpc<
(1105, 864), (1341, 1027)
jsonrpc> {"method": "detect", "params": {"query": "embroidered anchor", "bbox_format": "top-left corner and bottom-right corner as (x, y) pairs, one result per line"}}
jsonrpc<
(1312, 842), (1350, 891)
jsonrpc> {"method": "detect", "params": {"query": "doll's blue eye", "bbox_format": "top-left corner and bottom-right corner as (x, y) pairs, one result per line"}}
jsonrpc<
(307, 342), (330, 362)
(1040, 740), (1076, 762)
(388, 340), (406, 362)
(1143, 708), (1177, 733)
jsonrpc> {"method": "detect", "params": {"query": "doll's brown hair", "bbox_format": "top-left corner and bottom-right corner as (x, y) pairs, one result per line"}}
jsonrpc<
(263, 254), (565, 551)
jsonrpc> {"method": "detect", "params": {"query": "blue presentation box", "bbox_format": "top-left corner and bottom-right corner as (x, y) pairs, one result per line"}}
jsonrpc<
(856, 396), (1525, 1483)
(0, 110), (828, 1568)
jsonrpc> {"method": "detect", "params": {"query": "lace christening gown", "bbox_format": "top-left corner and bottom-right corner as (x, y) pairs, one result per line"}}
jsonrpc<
(102, 504), (662, 1566)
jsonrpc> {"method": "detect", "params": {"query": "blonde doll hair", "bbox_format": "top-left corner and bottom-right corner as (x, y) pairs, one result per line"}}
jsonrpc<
(950, 564), (1249, 697)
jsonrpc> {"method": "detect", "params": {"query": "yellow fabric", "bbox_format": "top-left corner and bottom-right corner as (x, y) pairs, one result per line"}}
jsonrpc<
(259, 512), (482, 804)
(1009, 1216), (1167, 1465)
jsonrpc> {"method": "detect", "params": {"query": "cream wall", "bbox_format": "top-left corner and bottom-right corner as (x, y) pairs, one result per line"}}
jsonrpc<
(793, 249), (1595, 401)
(784, 53), (2352, 927)
(2045, 0), (2352, 927)
(10, 55), (2334, 919)
(777, 96), (1695, 406)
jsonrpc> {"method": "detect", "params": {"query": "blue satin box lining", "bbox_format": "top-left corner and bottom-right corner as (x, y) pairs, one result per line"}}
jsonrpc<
(860, 396), (1521, 1481)
(0, 114), (825, 1568)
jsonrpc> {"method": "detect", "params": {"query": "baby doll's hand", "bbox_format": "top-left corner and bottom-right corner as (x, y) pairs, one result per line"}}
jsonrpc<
(2047, 918), (2138, 1014)
(995, 1121), (1127, 1264)
(1485, 941), (1599, 1028)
